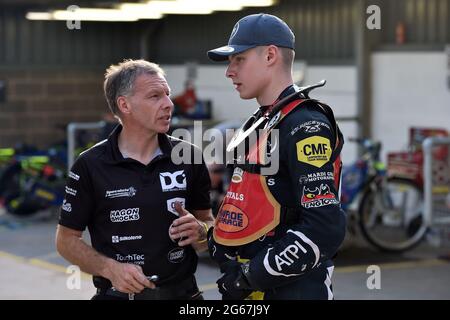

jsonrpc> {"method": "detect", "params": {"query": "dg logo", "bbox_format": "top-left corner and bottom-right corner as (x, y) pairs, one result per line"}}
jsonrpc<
(159, 170), (187, 192)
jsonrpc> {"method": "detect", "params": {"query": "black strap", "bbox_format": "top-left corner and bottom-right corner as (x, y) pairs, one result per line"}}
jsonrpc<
(97, 275), (200, 300)
(235, 100), (343, 175)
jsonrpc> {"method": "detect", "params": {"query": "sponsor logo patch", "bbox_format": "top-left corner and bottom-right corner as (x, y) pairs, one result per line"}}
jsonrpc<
(296, 136), (332, 168)
(301, 184), (339, 208)
(68, 171), (80, 181)
(290, 121), (331, 136)
(112, 235), (142, 243)
(299, 171), (334, 184)
(110, 207), (140, 223)
(105, 187), (137, 199)
(167, 247), (185, 263)
(159, 170), (186, 192)
(167, 197), (186, 216)
(217, 204), (248, 233)
(115, 253), (145, 265)
(65, 186), (77, 196)
(274, 240), (308, 271)
(62, 200), (72, 212)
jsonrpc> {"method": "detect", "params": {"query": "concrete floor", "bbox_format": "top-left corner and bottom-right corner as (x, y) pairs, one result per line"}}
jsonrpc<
(1, 209), (450, 300)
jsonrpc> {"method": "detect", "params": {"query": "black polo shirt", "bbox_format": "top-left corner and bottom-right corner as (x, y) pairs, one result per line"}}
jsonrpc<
(59, 125), (211, 288)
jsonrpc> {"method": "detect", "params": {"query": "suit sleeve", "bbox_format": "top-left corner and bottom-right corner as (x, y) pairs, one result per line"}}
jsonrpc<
(245, 109), (347, 290)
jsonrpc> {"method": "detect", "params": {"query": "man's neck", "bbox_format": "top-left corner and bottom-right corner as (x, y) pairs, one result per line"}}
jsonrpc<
(117, 124), (160, 165)
(256, 77), (293, 107)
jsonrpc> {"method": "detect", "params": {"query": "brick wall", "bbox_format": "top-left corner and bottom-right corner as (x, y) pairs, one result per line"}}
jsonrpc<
(0, 68), (109, 148)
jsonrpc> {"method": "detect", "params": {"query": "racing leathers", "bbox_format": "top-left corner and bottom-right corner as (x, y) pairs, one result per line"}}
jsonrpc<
(209, 85), (346, 300)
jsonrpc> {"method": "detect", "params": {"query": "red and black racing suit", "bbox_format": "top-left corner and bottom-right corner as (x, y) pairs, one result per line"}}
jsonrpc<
(209, 85), (346, 300)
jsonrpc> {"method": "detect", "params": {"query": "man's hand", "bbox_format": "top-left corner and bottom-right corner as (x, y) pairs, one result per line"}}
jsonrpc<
(216, 260), (253, 300)
(104, 260), (156, 294)
(169, 202), (206, 246)
(207, 227), (238, 266)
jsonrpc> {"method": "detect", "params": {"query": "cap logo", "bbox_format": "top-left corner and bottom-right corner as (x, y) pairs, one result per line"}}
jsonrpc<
(215, 46), (235, 53)
(230, 22), (239, 40)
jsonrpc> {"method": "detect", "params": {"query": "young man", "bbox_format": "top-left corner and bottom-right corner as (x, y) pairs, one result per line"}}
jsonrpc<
(56, 59), (214, 300)
(207, 13), (346, 300)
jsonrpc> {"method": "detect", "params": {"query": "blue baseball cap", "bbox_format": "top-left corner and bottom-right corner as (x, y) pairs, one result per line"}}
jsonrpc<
(207, 13), (295, 62)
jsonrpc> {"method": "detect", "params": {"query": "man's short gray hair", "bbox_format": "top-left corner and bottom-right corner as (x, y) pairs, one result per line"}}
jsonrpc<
(104, 59), (165, 116)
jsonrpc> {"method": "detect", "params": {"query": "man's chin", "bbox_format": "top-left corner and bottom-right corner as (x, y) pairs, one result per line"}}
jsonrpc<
(239, 92), (255, 100)
(158, 126), (170, 134)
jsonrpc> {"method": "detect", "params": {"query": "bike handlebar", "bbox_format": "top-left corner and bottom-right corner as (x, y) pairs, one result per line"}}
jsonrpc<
(348, 137), (382, 160)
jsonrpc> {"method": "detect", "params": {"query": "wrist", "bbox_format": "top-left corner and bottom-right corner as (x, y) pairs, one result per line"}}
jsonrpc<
(99, 257), (116, 280)
(197, 221), (209, 243)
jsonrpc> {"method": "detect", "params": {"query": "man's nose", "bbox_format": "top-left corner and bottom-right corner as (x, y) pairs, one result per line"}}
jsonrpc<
(164, 96), (174, 111)
(226, 64), (235, 79)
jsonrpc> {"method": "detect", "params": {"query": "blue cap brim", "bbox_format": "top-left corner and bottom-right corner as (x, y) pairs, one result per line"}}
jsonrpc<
(207, 44), (256, 61)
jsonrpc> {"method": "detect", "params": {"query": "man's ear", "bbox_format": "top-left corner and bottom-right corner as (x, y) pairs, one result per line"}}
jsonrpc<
(266, 45), (279, 66)
(117, 96), (131, 115)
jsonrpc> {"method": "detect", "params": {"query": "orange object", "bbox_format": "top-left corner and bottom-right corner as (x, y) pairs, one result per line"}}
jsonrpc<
(173, 88), (196, 113)
(396, 22), (405, 44)
(173, 81), (197, 114)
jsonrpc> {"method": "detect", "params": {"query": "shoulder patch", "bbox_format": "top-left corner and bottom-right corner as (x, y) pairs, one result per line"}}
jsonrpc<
(290, 120), (331, 136)
(296, 136), (332, 168)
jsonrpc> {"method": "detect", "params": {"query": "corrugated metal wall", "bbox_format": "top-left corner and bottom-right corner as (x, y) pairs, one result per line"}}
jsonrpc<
(0, 6), (143, 67)
(0, 0), (449, 68)
(382, 0), (449, 45)
(273, 0), (356, 63)
(155, 0), (356, 64)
